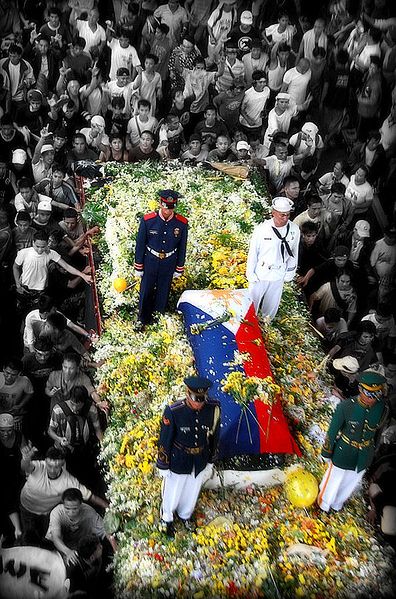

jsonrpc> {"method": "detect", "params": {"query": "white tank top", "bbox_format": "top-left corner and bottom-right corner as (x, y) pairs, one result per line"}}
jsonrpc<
(267, 58), (286, 92)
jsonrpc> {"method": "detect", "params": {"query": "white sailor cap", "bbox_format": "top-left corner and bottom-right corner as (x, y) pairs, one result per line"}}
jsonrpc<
(271, 196), (294, 213)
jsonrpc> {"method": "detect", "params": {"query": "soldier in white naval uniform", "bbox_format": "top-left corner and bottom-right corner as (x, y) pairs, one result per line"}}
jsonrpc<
(246, 196), (300, 318)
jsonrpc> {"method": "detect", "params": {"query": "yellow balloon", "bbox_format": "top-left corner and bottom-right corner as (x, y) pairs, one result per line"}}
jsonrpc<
(113, 277), (128, 293)
(285, 469), (318, 508)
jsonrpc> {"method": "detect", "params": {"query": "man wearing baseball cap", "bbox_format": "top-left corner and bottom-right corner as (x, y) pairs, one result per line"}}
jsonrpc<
(246, 196), (300, 318)
(134, 189), (188, 329)
(318, 370), (388, 512)
(229, 10), (259, 55)
(31, 199), (62, 236)
(156, 375), (220, 536)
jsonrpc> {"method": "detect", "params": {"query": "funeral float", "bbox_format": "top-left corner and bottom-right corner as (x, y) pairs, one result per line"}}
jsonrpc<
(80, 162), (395, 598)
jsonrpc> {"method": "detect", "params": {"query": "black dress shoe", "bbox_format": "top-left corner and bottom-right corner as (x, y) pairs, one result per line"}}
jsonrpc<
(160, 520), (175, 537)
(179, 518), (196, 532)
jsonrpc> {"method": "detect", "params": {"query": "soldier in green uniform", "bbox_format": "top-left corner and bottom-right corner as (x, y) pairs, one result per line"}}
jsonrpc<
(318, 371), (388, 512)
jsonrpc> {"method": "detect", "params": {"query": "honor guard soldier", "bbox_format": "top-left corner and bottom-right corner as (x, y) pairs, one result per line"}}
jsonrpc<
(318, 370), (388, 512)
(246, 196), (300, 319)
(134, 190), (188, 329)
(156, 376), (221, 537)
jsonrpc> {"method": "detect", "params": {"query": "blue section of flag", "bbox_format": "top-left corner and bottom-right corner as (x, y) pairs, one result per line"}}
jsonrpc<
(178, 302), (261, 458)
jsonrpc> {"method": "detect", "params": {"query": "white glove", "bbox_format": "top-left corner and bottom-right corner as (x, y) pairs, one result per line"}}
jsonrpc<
(202, 463), (214, 481)
(134, 270), (143, 278)
(172, 271), (182, 279)
(248, 275), (259, 284)
(157, 468), (171, 479)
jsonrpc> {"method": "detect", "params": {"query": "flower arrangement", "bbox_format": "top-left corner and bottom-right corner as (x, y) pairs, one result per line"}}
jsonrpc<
(86, 163), (396, 598)
(222, 371), (281, 407)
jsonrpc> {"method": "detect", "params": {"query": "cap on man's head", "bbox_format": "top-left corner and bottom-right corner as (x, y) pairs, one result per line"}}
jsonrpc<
(41, 144), (54, 154)
(189, 133), (201, 143)
(38, 200), (52, 212)
(158, 189), (182, 208)
(184, 376), (212, 399)
(0, 413), (14, 428)
(91, 115), (105, 128)
(272, 196), (294, 213)
(12, 148), (27, 164)
(276, 92), (291, 101)
(357, 370), (387, 390)
(237, 140), (250, 152)
(333, 245), (349, 257)
(332, 356), (359, 374)
(240, 10), (253, 25)
(354, 219), (370, 238)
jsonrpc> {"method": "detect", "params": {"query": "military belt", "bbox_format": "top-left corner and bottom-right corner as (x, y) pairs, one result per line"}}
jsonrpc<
(340, 434), (372, 449)
(174, 441), (204, 455)
(147, 247), (177, 260)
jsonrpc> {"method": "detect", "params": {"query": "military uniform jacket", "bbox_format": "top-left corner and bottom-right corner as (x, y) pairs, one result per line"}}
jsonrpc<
(134, 211), (188, 275)
(157, 399), (221, 477)
(246, 218), (300, 283)
(322, 396), (387, 472)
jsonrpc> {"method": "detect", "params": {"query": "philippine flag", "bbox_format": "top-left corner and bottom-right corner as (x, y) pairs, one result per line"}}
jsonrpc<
(178, 289), (301, 459)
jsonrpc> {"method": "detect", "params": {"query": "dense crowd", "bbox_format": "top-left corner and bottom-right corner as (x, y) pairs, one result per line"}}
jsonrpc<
(1, 0), (396, 596)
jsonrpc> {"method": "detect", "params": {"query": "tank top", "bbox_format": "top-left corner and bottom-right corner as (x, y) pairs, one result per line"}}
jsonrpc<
(267, 58), (286, 92)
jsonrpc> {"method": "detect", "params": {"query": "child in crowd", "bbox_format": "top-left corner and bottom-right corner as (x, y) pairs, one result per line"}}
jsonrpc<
(104, 96), (129, 139)
(105, 67), (135, 117)
(158, 113), (185, 159)
(208, 135), (237, 162)
(180, 134), (208, 165)
(127, 99), (158, 147)
(132, 55), (162, 116)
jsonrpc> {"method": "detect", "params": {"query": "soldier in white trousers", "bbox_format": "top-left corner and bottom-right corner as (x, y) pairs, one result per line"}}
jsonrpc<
(156, 376), (221, 537)
(318, 371), (388, 512)
(246, 196), (300, 318)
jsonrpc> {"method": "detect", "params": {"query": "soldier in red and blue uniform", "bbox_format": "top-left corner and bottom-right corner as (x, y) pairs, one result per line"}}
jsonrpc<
(134, 190), (188, 328)
(157, 376), (221, 537)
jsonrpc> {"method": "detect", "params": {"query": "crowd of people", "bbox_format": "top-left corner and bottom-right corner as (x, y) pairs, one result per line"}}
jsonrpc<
(1, 0), (396, 596)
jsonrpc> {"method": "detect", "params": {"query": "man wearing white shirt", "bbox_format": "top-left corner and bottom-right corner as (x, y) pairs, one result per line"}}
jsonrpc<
(74, 8), (106, 55)
(13, 230), (92, 315)
(106, 26), (141, 81)
(352, 28), (381, 74)
(345, 166), (374, 216)
(127, 99), (158, 147)
(246, 196), (300, 318)
(0, 44), (35, 106)
(263, 91), (311, 152)
(154, 0), (188, 49)
(298, 19), (327, 62)
(239, 70), (270, 137)
(105, 67), (135, 117)
(281, 58), (311, 106)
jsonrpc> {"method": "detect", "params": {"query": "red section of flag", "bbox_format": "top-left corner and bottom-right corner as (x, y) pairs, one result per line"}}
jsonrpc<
(235, 303), (301, 456)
